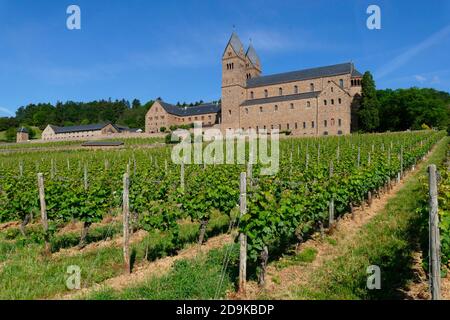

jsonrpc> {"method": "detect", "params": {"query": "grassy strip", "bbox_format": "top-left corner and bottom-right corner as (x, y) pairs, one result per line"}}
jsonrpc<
(88, 244), (239, 300)
(0, 212), (230, 299)
(291, 136), (449, 300)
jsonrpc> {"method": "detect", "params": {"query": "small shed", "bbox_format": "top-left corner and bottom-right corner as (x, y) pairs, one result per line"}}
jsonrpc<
(16, 127), (29, 143)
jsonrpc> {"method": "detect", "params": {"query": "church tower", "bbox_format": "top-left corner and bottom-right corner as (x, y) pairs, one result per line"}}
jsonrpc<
(221, 32), (247, 130)
(245, 44), (261, 80)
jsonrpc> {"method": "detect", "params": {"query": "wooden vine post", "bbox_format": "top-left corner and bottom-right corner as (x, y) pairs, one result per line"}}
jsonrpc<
(428, 165), (441, 300)
(180, 161), (185, 193)
(123, 172), (131, 274)
(37, 173), (50, 254)
(238, 172), (247, 294)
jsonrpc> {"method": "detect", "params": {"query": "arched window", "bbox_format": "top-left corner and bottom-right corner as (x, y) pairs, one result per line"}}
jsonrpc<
(279, 88), (283, 96)
(259, 106), (263, 112)
(303, 122), (306, 129)
(294, 85), (298, 94)
(287, 123), (290, 130)
(264, 89), (268, 98)
(324, 100), (327, 106)
(331, 99), (334, 105)
(307, 101), (311, 108)
(331, 87), (334, 92)
(311, 121), (315, 128)
(338, 119), (342, 127)
(310, 83), (314, 92)
(274, 105), (278, 111)
(228, 110), (231, 116)
(250, 91), (254, 99)
(324, 131), (329, 136)
(338, 98), (342, 104)
(339, 79), (344, 88)
(324, 120), (328, 127)
(290, 103), (294, 109)
(331, 118), (335, 126)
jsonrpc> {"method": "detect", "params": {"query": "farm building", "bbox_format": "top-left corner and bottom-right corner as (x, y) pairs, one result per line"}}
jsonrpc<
(41, 123), (137, 141)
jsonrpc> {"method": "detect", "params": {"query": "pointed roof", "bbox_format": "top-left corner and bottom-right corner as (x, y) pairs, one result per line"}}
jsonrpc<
(246, 45), (260, 68)
(224, 32), (244, 56)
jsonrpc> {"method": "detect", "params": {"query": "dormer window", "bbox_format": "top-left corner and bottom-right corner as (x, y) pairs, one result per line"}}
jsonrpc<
(294, 85), (298, 94)
(264, 90), (268, 98)
(279, 88), (283, 96)
(310, 83), (314, 92)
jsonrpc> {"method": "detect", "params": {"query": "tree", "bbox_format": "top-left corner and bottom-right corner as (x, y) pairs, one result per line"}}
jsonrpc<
(5, 127), (16, 142)
(358, 71), (380, 132)
(132, 99), (141, 109)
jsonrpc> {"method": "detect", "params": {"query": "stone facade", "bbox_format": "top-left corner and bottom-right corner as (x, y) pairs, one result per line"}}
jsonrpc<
(145, 100), (220, 133)
(220, 33), (362, 136)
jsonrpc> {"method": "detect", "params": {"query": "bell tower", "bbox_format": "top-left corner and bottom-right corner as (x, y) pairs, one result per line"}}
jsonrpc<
(221, 32), (247, 130)
(245, 44), (261, 80)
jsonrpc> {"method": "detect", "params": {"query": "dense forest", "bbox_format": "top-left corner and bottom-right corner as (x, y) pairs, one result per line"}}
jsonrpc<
(357, 72), (450, 133)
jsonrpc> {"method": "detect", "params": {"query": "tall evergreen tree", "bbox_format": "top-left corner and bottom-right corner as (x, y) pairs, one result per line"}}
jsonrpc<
(358, 71), (380, 132)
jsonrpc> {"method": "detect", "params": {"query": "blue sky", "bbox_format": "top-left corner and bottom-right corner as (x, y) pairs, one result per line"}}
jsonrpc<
(0, 0), (449, 116)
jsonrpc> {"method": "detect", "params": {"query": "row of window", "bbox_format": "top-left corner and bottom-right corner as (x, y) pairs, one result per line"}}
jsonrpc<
(149, 115), (214, 123)
(249, 79), (346, 99)
(226, 63), (235, 70)
(148, 115), (165, 121)
(239, 98), (342, 115)
(323, 98), (342, 106)
(351, 79), (361, 86)
(240, 118), (342, 131)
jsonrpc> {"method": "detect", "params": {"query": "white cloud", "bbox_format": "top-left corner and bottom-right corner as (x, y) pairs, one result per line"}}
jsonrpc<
(0, 107), (14, 116)
(376, 24), (450, 79)
(431, 75), (441, 84)
(414, 75), (426, 83)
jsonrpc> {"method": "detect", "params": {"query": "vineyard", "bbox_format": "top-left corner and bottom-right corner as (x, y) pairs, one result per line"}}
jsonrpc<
(0, 130), (446, 299)
(418, 141), (450, 272)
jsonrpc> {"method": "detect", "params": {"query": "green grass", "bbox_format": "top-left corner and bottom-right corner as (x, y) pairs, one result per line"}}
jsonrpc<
(88, 244), (239, 300)
(291, 136), (450, 300)
(274, 247), (318, 270)
(0, 212), (230, 299)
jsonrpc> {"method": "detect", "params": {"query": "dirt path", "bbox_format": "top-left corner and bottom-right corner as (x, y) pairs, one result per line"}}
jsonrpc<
(54, 233), (234, 300)
(237, 144), (438, 300)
